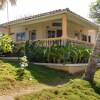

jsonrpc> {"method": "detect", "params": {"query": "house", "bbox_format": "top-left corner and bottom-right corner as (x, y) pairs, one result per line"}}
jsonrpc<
(1, 8), (99, 47)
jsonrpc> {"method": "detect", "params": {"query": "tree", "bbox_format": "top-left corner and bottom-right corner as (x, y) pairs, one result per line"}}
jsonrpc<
(89, 0), (100, 24)
(82, 0), (100, 83)
(0, 0), (17, 21)
(0, 33), (12, 53)
(82, 31), (100, 83)
(0, 0), (16, 9)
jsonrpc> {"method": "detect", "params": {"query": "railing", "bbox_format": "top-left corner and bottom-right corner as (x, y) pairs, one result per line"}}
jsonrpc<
(16, 37), (94, 48)
(33, 37), (94, 48)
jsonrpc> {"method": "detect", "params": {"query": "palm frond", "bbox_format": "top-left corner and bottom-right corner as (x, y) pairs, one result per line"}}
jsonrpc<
(0, 0), (16, 9)
(0, 0), (6, 9)
(9, 0), (17, 5)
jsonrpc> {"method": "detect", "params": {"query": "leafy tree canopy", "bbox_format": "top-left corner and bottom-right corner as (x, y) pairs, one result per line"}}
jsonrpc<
(89, 0), (100, 24)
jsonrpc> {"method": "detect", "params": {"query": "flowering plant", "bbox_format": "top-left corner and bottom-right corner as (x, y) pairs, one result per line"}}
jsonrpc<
(20, 56), (28, 70)
(17, 56), (28, 80)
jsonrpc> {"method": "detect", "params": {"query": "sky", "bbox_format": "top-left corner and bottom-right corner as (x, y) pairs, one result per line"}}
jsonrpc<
(0, 0), (95, 24)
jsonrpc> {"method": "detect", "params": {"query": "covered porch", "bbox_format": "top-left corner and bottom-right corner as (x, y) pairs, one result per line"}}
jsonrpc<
(9, 13), (98, 47)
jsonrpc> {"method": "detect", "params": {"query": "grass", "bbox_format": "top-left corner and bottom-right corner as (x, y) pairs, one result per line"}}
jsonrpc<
(15, 69), (100, 100)
(1, 59), (100, 100)
(0, 59), (81, 95)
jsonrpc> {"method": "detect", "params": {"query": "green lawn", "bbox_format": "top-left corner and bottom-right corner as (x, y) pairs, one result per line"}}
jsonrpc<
(0, 60), (81, 95)
(1, 60), (100, 100)
(15, 69), (100, 100)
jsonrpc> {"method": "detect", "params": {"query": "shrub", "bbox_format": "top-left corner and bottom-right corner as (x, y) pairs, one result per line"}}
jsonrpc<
(24, 40), (92, 64)
(5, 40), (92, 64)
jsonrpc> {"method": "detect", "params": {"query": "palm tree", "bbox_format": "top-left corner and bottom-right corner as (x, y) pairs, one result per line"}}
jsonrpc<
(0, 0), (16, 9)
(0, 0), (16, 21)
(82, 30), (100, 83)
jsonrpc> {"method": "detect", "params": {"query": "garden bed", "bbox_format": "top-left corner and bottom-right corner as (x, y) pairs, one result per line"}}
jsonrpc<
(34, 63), (100, 74)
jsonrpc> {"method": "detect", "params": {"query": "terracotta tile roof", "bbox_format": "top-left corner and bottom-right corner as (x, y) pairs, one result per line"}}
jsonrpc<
(1, 8), (98, 27)
(2, 9), (65, 25)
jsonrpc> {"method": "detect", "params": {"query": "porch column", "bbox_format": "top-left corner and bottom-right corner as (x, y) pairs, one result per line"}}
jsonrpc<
(79, 32), (81, 40)
(86, 29), (89, 42)
(62, 14), (68, 38)
(87, 33), (88, 42)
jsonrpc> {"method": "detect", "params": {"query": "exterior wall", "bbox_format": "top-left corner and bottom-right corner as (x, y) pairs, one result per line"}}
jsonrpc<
(42, 20), (62, 38)
(25, 23), (43, 40)
(68, 21), (88, 39)
(67, 21), (97, 44)
(10, 27), (25, 42)
(10, 19), (62, 42)
(10, 19), (97, 44)
(88, 30), (97, 44)
(0, 27), (7, 34)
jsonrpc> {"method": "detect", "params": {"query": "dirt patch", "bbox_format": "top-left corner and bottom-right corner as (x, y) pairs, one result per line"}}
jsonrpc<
(0, 84), (54, 100)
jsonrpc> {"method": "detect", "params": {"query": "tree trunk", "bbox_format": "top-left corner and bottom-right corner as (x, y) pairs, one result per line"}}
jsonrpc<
(82, 31), (100, 83)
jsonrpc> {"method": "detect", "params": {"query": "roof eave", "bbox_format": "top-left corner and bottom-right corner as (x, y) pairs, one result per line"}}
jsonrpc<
(64, 10), (99, 30)
(2, 9), (99, 30)
(3, 11), (64, 27)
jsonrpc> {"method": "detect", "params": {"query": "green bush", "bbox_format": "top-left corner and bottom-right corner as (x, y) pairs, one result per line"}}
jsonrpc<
(24, 40), (92, 64)
(5, 40), (92, 64)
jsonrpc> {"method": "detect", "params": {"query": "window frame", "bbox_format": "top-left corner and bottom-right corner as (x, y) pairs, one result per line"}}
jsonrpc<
(81, 34), (87, 41)
(47, 30), (56, 38)
(29, 30), (36, 40)
(16, 32), (26, 41)
(88, 36), (91, 42)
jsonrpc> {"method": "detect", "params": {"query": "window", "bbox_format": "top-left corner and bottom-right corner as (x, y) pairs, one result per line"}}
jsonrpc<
(17, 32), (25, 41)
(48, 31), (55, 38)
(75, 33), (79, 37)
(75, 33), (79, 40)
(52, 22), (62, 26)
(88, 36), (91, 42)
(57, 30), (62, 37)
(10, 33), (14, 35)
(29, 30), (36, 40)
(81, 35), (87, 41)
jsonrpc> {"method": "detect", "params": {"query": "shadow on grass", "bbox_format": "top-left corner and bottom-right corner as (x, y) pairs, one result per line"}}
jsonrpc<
(1, 60), (83, 86)
(27, 64), (83, 86)
(91, 84), (100, 95)
(91, 68), (100, 95)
